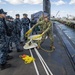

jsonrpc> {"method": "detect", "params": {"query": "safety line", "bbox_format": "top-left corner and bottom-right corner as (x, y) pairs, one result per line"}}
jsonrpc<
(29, 49), (40, 75)
(34, 48), (50, 75)
(34, 48), (53, 75)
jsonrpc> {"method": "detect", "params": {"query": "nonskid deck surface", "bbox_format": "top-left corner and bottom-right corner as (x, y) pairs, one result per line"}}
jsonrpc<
(0, 25), (75, 75)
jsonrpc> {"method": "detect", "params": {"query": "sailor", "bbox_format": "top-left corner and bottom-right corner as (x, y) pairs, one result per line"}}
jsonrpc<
(11, 16), (23, 52)
(0, 9), (11, 70)
(6, 16), (14, 53)
(28, 15), (55, 50)
(14, 14), (22, 42)
(21, 14), (30, 40)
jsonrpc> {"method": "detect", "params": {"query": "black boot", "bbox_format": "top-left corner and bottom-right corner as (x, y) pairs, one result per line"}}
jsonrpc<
(50, 45), (55, 50)
(6, 55), (13, 60)
(20, 41), (23, 44)
(8, 50), (13, 53)
(0, 63), (11, 70)
(17, 49), (23, 52)
(20, 42), (24, 46)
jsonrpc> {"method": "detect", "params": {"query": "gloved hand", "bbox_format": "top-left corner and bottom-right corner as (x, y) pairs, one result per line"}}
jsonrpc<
(25, 28), (32, 37)
(32, 34), (43, 40)
(42, 32), (45, 35)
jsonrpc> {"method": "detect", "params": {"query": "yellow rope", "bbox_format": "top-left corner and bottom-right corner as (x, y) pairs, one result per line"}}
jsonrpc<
(25, 29), (55, 53)
(38, 40), (55, 53)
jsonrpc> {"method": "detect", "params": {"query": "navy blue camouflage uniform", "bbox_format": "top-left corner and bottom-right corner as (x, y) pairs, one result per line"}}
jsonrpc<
(12, 20), (23, 51)
(14, 18), (22, 42)
(21, 18), (30, 40)
(0, 18), (8, 65)
(6, 19), (14, 51)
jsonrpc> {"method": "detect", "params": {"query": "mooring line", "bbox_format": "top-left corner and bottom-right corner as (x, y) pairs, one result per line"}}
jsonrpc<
(29, 49), (40, 75)
(34, 48), (50, 75)
(29, 47), (53, 75)
(34, 48), (53, 75)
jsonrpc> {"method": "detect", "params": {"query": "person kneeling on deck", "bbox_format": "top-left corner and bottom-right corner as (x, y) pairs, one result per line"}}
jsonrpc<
(26, 15), (55, 50)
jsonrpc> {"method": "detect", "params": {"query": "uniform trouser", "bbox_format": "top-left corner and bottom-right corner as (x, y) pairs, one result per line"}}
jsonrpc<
(12, 33), (22, 50)
(7, 36), (13, 51)
(0, 42), (8, 64)
(23, 26), (26, 40)
(23, 25), (29, 34)
(16, 32), (21, 42)
(32, 28), (37, 34)
(21, 28), (24, 42)
(37, 31), (54, 47)
(23, 25), (29, 40)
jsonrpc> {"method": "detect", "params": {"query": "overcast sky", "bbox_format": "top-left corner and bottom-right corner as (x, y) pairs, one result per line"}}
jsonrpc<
(0, 0), (75, 18)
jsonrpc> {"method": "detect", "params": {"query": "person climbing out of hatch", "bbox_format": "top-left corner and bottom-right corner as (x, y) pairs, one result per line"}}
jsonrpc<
(25, 14), (55, 51)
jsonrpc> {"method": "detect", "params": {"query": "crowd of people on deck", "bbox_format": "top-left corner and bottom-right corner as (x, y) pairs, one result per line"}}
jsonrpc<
(0, 9), (38, 70)
(0, 9), (55, 70)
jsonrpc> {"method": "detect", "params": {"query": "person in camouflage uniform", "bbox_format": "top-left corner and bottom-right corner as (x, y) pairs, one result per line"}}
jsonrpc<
(6, 16), (23, 52)
(38, 12), (48, 21)
(32, 15), (55, 50)
(21, 14), (30, 40)
(10, 17), (23, 52)
(38, 12), (49, 33)
(14, 14), (22, 42)
(0, 9), (11, 70)
(5, 16), (14, 53)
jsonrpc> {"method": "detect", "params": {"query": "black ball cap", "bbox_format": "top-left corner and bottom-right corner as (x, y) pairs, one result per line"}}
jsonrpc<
(6, 16), (11, 19)
(0, 9), (7, 14)
(16, 14), (20, 16)
(23, 13), (27, 16)
(10, 17), (13, 19)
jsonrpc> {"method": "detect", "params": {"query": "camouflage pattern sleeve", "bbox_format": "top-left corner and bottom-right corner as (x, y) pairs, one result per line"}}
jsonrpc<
(32, 21), (44, 30)
(39, 17), (43, 21)
(42, 21), (52, 35)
